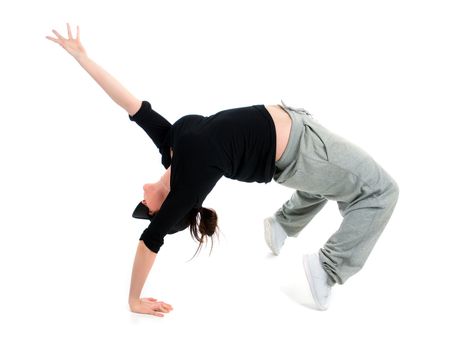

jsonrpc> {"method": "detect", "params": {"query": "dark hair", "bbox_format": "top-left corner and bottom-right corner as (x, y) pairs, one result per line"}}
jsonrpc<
(186, 206), (220, 260)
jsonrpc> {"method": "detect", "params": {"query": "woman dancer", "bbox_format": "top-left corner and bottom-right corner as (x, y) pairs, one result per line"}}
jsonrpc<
(46, 24), (399, 316)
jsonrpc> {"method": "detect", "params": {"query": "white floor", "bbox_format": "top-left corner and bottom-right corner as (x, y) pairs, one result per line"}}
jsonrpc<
(2, 198), (449, 350)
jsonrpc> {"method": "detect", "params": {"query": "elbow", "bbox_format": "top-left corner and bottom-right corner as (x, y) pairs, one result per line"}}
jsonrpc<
(127, 99), (143, 118)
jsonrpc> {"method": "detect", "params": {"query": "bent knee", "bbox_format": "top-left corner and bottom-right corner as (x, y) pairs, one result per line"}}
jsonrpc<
(390, 178), (399, 197)
(385, 177), (399, 206)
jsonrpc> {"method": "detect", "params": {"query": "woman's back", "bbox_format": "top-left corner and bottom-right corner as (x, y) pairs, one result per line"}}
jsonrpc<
(170, 104), (277, 185)
(129, 101), (280, 253)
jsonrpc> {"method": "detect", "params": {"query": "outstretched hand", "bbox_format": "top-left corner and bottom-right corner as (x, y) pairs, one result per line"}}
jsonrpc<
(129, 297), (174, 317)
(45, 23), (87, 60)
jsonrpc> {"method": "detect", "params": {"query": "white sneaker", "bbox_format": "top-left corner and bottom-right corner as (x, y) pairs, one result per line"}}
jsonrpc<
(263, 215), (288, 255)
(302, 253), (332, 311)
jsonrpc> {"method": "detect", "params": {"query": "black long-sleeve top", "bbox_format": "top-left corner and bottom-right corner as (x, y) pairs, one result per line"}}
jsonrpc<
(129, 100), (276, 253)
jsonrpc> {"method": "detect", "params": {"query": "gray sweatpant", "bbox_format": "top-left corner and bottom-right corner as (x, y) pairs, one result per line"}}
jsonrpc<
(272, 101), (399, 286)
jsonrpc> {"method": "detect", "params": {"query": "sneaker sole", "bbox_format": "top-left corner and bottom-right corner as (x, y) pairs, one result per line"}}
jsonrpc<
(303, 254), (327, 311)
(264, 217), (279, 255)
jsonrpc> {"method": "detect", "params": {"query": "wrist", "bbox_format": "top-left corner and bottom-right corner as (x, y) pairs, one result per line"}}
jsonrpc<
(129, 297), (139, 306)
(74, 53), (89, 64)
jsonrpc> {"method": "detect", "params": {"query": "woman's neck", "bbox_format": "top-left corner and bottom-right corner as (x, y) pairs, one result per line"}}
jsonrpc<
(158, 165), (171, 192)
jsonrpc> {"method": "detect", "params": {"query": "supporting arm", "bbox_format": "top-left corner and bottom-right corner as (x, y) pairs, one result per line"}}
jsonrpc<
(128, 240), (157, 303)
(128, 240), (173, 316)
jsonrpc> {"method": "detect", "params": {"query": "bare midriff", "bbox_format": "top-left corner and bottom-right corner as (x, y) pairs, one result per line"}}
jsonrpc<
(264, 105), (292, 162)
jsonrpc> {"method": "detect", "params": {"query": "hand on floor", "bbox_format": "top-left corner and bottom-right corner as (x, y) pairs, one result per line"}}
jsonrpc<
(129, 297), (173, 317)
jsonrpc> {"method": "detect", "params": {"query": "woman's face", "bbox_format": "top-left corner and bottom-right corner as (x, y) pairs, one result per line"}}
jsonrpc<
(142, 183), (165, 215)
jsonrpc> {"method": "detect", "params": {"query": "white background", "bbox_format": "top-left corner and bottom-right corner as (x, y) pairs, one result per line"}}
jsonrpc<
(1, 0), (451, 349)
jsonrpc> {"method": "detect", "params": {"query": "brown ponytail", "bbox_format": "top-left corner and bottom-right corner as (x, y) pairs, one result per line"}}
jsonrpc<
(187, 206), (220, 260)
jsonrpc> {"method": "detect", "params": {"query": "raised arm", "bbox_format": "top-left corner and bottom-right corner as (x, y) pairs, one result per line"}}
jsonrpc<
(76, 55), (141, 116)
(46, 23), (141, 116)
